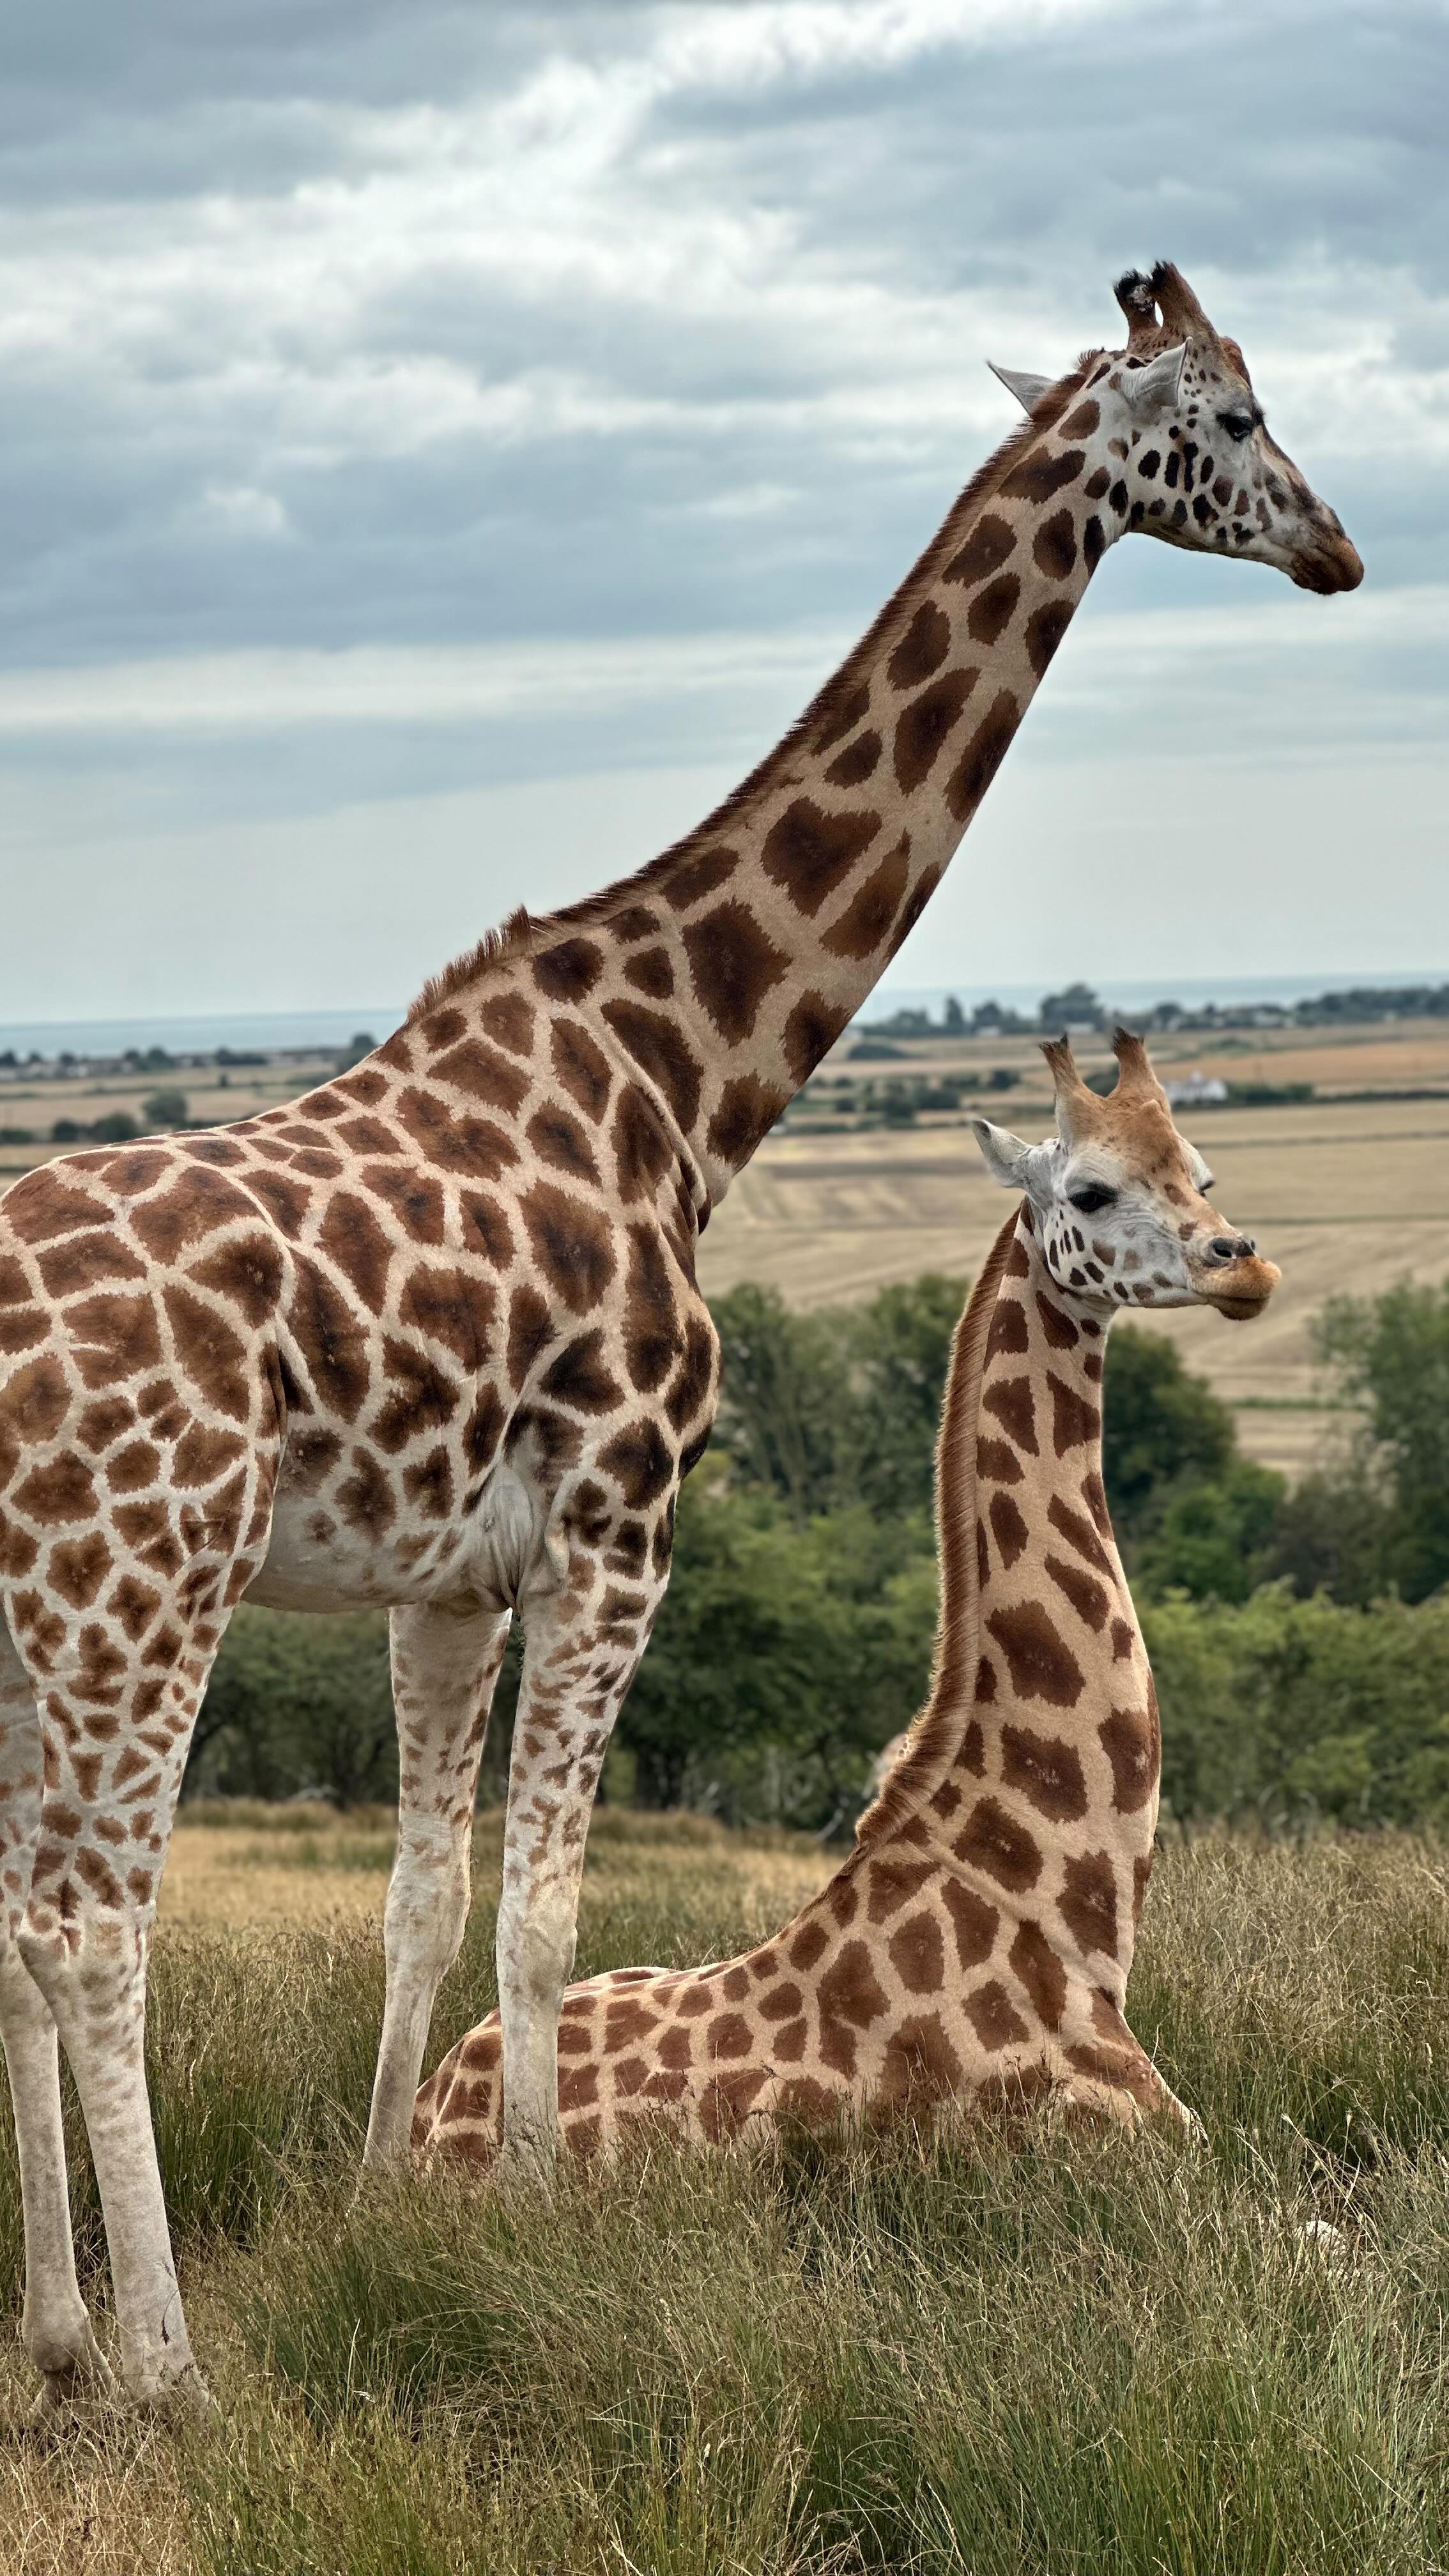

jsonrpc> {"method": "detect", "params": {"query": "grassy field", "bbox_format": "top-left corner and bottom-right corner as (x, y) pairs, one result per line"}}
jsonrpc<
(2, 1807), (1449, 2573)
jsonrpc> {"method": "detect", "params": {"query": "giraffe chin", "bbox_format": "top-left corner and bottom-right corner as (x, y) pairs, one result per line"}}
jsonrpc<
(1192, 1255), (1281, 1322)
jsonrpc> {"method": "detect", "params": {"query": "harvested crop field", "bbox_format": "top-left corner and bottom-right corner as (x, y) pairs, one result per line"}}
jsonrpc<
(701, 1087), (1449, 1476)
(3, 1809), (1449, 2574)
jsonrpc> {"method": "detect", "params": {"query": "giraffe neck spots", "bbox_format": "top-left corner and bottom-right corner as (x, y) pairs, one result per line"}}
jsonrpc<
(404, 415), (1119, 1211)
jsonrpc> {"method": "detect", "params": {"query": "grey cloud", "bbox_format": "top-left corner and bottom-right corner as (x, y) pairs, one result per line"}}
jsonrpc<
(0, 0), (1436, 685)
(0, 0), (1441, 1025)
(0, 3), (526, 180)
(0, 0), (1433, 685)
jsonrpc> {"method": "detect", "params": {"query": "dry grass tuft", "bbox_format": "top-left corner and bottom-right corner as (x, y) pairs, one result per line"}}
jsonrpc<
(2, 1816), (1448, 2572)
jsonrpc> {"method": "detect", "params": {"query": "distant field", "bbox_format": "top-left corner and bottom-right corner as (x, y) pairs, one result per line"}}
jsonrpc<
(158, 1799), (829, 1934)
(822, 1012), (1449, 1100)
(0, 1052), (342, 1181)
(703, 1025), (1449, 1478)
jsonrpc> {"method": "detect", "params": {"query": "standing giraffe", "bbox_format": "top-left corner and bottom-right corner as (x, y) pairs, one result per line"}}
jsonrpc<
(0, 263), (1355, 2410)
(413, 1033), (1279, 2161)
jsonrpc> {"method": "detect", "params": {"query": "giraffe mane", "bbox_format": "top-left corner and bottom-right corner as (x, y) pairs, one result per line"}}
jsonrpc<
(409, 907), (534, 1022)
(854, 1205), (1022, 1847)
(406, 357), (1106, 1025)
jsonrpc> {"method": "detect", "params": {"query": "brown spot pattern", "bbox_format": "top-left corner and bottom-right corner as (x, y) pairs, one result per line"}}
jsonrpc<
(985, 1602), (1084, 1708)
(760, 798), (880, 916)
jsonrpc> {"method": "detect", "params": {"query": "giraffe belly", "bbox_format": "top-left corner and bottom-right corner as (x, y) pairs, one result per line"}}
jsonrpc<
(247, 1455), (555, 1615)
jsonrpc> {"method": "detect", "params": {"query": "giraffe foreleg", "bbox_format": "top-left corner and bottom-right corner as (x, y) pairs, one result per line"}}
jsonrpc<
(0, 1625), (111, 2408)
(494, 1548), (668, 2175)
(364, 1598), (512, 2169)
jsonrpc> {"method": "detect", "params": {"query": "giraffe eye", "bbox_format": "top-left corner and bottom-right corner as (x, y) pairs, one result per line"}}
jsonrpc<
(1220, 410), (1255, 441)
(1068, 1183), (1117, 1215)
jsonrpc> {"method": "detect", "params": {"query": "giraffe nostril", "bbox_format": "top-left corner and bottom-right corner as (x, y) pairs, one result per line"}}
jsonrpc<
(1208, 1234), (1254, 1263)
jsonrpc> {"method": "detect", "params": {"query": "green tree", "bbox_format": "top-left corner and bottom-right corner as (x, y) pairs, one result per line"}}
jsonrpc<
(1101, 1327), (1238, 1546)
(708, 1284), (842, 1521)
(1311, 1280), (1449, 1601)
(709, 1273), (964, 1525)
(616, 1475), (934, 1825)
(1147, 1586), (1449, 1827)
(192, 1609), (397, 1805)
(1040, 981), (1103, 1030)
(1262, 1469), (1386, 1608)
(336, 1031), (378, 1073)
(843, 1273), (964, 1519)
(1136, 1458), (1285, 1604)
(142, 1088), (189, 1130)
(52, 1111), (140, 1144)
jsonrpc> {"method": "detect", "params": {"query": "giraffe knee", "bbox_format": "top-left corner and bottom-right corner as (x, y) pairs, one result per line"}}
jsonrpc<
(498, 1886), (576, 2012)
(385, 1825), (472, 1970)
(15, 1921), (66, 1998)
(16, 1908), (143, 2039)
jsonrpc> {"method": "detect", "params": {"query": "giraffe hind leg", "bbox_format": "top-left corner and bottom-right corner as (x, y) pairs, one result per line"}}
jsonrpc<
(0, 1620), (112, 2407)
(363, 1600), (512, 2169)
(12, 1595), (244, 2410)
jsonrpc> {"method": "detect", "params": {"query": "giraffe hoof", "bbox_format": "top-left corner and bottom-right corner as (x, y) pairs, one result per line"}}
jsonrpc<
(130, 2364), (216, 2420)
(28, 2348), (118, 2428)
(167, 2370), (217, 2419)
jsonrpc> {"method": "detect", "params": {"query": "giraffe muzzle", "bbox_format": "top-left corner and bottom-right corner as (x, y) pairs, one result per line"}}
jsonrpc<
(1190, 1245), (1281, 1321)
(1290, 523), (1363, 596)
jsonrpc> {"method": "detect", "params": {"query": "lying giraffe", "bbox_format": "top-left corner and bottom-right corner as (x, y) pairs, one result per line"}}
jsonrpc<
(414, 1033), (1278, 2160)
(0, 263), (1354, 2410)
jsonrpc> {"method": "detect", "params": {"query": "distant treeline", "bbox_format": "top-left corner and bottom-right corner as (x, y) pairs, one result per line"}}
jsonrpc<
(0, 1029), (372, 1084)
(0, 1031), (378, 1134)
(864, 979), (1449, 1042)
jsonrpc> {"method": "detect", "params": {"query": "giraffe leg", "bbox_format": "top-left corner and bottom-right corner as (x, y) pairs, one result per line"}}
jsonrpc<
(12, 1620), (237, 2410)
(494, 1567), (665, 2175)
(363, 1600), (512, 2169)
(0, 1625), (112, 2409)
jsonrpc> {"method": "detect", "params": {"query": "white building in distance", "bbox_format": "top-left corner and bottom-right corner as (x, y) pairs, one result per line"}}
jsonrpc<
(1163, 1070), (1229, 1107)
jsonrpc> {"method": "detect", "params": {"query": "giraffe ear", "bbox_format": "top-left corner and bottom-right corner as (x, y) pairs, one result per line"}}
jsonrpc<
(1121, 342), (1187, 418)
(987, 362), (1054, 415)
(969, 1117), (1032, 1190)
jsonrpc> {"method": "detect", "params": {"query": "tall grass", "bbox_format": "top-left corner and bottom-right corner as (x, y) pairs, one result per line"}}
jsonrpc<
(2, 1825), (1449, 2573)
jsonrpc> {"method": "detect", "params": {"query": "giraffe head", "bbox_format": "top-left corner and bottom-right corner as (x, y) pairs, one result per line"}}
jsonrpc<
(969, 1029), (1280, 1322)
(991, 259), (1361, 596)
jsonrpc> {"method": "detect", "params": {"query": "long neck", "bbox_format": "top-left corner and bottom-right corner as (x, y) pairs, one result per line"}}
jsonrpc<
(418, 371), (1124, 1208)
(862, 1206), (1159, 1968)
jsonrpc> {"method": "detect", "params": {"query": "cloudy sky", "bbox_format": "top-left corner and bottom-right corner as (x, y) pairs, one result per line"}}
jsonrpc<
(1, 0), (1443, 1029)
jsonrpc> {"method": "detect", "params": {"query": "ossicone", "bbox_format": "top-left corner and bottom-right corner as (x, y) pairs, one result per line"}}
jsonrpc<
(1113, 259), (1216, 349)
(1108, 1024), (1163, 1100)
(1039, 1032), (1084, 1094)
(1040, 1033), (1096, 1141)
(1114, 268), (1159, 347)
